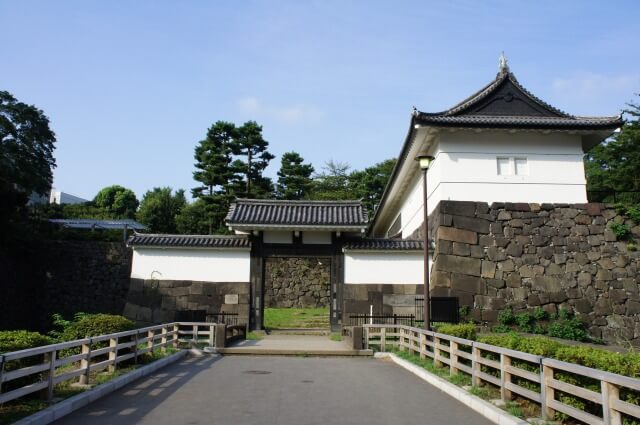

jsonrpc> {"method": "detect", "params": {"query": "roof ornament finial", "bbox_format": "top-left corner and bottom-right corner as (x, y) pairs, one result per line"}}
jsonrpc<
(499, 51), (509, 74)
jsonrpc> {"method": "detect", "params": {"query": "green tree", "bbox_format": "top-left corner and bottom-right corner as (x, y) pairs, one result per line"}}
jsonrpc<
(585, 95), (640, 195)
(231, 121), (275, 198)
(175, 199), (212, 234)
(192, 121), (237, 233)
(309, 160), (352, 200)
(276, 151), (314, 199)
(136, 187), (186, 233)
(0, 91), (56, 220)
(93, 185), (139, 219)
(348, 158), (396, 215)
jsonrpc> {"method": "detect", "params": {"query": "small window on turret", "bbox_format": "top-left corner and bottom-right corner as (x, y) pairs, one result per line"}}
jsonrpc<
(497, 157), (511, 175)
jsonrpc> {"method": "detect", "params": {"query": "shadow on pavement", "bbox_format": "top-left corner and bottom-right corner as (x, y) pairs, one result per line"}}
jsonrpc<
(54, 354), (222, 424)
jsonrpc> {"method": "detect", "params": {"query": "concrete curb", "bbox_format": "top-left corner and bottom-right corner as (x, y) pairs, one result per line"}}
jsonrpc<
(15, 350), (188, 425)
(375, 352), (529, 425)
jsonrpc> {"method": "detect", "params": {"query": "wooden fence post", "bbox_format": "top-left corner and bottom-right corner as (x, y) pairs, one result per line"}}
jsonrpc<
(209, 325), (215, 347)
(79, 340), (92, 385)
(161, 326), (167, 353)
(380, 328), (386, 352)
(192, 325), (198, 346)
(419, 332), (426, 360)
(45, 350), (56, 402)
(108, 336), (118, 373)
(173, 324), (179, 348)
(602, 381), (622, 425)
(500, 353), (512, 401)
(542, 363), (555, 420)
(0, 355), (4, 394)
(472, 344), (481, 387)
(450, 341), (459, 376)
(215, 324), (226, 349)
(434, 336), (443, 368)
(148, 329), (155, 352)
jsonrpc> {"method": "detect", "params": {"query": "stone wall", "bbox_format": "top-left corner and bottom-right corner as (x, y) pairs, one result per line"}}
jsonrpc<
(429, 200), (640, 344)
(342, 284), (423, 323)
(264, 257), (330, 308)
(124, 279), (250, 326)
(0, 241), (132, 331)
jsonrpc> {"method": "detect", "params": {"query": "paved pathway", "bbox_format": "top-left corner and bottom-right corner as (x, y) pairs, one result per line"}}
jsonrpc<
(55, 355), (493, 425)
(219, 334), (370, 356)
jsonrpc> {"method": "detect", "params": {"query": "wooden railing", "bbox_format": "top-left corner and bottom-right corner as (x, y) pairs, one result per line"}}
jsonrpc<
(0, 322), (217, 405)
(365, 324), (640, 425)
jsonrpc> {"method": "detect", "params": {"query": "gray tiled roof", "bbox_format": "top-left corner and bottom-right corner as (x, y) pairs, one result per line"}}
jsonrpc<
(226, 199), (368, 228)
(128, 233), (251, 248)
(343, 238), (423, 250)
(414, 70), (622, 130)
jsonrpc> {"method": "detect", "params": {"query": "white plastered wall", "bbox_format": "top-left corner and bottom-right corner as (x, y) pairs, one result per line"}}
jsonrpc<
(131, 248), (250, 282)
(344, 251), (424, 284)
(390, 130), (588, 238)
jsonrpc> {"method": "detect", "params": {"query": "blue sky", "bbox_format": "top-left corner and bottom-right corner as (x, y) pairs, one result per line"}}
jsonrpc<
(2, 1), (639, 200)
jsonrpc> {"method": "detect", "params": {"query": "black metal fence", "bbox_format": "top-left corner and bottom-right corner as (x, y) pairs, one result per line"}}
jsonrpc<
(206, 312), (239, 326)
(174, 310), (240, 326)
(415, 297), (459, 324)
(347, 314), (416, 327)
(587, 190), (640, 204)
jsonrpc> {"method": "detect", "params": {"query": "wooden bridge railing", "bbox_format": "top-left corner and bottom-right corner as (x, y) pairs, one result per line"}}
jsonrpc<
(0, 322), (218, 406)
(364, 324), (640, 425)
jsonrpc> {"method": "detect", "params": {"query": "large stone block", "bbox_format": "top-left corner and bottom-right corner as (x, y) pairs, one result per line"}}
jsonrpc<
(531, 276), (561, 292)
(437, 227), (478, 244)
(434, 255), (481, 277)
(451, 273), (485, 294)
(440, 201), (479, 217)
(452, 215), (491, 234)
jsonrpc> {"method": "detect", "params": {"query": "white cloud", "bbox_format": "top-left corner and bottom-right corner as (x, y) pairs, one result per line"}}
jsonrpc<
(235, 97), (323, 123)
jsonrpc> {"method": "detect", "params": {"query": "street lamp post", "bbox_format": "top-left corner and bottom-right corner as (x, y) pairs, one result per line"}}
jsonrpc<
(417, 155), (435, 330)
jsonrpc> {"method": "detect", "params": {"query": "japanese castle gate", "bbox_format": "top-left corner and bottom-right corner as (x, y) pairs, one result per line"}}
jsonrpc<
(127, 199), (425, 331)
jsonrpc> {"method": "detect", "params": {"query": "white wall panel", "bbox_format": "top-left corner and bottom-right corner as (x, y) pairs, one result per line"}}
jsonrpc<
(344, 252), (424, 284)
(131, 248), (250, 282)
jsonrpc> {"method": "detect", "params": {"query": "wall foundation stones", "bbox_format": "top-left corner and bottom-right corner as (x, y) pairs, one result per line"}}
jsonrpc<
(430, 200), (640, 345)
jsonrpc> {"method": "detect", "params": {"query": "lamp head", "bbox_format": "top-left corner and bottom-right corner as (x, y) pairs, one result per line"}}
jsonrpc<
(416, 155), (435, 170)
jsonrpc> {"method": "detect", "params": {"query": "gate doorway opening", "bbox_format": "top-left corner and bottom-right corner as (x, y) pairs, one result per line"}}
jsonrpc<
(263, 257), (331, 330)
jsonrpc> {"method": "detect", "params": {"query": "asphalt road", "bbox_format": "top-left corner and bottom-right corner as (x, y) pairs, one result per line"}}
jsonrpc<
(55, 355), (493, 425)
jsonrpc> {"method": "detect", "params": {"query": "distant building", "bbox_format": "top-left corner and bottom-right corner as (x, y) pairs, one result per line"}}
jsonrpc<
(49, 190), (89, 205)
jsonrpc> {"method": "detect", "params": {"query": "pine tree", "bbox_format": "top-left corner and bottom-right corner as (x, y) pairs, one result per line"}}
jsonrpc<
(231, 121), (275, 198)
(192, 121), (237, 233)
(276, 151), (314, 199)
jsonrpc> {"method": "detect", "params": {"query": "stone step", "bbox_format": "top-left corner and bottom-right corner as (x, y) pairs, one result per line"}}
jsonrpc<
(267, 328), (331, 336)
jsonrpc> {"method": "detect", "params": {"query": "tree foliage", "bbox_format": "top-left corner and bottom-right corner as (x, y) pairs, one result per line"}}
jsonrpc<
(175, 199), (212, 235)
(309, 160), (353, 200)
(348, 158), (396, 215)
(276, 151), (314, 200)
(585, 94), (640, 192)
(0, 90), (56, 220)
(136, 187), (186, 233)
(93, 185), (139, 219)
(230, 120), (275, 198)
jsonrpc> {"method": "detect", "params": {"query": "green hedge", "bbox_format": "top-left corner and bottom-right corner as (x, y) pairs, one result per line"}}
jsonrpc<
(436, 323), (477, 341)
(0, 330), (52, 355)
(55, 313), (135, 341)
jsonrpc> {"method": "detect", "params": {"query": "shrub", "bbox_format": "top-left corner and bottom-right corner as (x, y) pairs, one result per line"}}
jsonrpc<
(478, 333), (522, 350)
(547, 311), (589, 342)
(516, 336), (561, 357)
(437, 323), (477, 340)
(610, 222), (631, 240)
(515, 312), (534, 333)
(57, 314), (135, 341)
(498, 308), (515, 326)
(0, 330), (53, 390)
(0, 330), (52, 354)
(627, 206), (640, 223)
(532, 307), (547, 321)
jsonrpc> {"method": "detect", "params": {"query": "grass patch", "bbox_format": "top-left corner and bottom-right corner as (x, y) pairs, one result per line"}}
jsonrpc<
(506, 401), (524, 418)
(246, 331), (264, 341)
(264, 307), (329, 329)
(329, 332), (342, 342)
